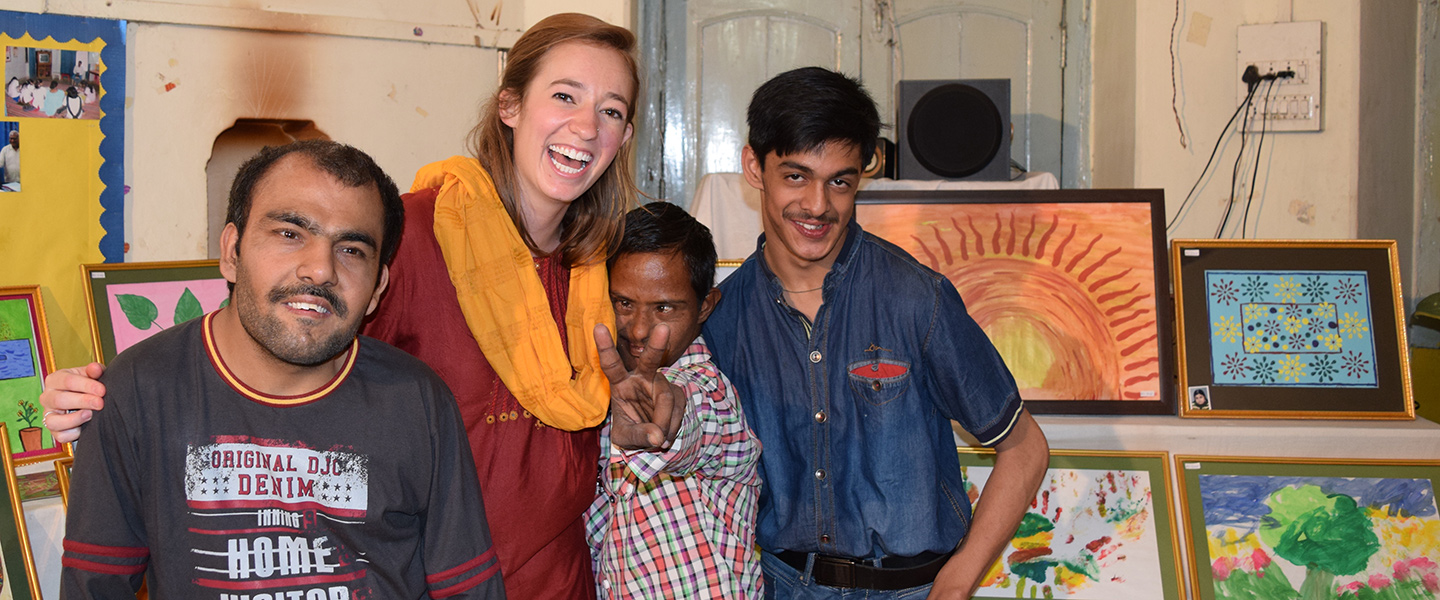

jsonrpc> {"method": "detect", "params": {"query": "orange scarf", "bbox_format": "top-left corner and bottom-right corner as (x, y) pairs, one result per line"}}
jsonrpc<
(415, 156), (611, 431)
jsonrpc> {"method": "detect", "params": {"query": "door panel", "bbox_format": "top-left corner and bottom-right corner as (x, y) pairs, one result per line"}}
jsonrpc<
(648, 0), (1069, 208)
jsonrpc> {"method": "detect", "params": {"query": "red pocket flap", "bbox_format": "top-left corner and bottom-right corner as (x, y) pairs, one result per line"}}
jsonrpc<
(849, 362), (908, 379)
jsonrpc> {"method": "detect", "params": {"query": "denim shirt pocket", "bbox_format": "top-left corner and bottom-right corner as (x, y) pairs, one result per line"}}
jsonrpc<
(846, 358), (912, 406)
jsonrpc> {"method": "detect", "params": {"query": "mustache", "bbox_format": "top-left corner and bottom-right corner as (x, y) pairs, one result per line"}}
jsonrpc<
(782, 208), (839, 225)
(268, 284), (348, 318)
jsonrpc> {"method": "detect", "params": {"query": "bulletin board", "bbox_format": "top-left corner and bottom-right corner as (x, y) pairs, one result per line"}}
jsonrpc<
(0, 12), (125, 454)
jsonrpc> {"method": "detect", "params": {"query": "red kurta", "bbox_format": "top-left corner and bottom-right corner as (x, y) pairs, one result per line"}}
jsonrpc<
(364, 187), (601, 600)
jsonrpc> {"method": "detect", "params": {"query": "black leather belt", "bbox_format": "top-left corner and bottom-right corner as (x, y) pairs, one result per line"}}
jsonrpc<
(774, 549), (952, 590)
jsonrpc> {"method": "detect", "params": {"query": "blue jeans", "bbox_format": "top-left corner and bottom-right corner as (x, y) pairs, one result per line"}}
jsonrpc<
(761, 551), (935, 600)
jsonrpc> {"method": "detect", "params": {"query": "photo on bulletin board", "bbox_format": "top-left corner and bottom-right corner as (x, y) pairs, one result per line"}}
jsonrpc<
(958, 448), (1184, 600)
(1176, 455), (1440, 600)
(0, 285), (67, 466)
(0, 121), (15, 192)
(83, 260), (228, 364)
(4, 45), (100, 120)
(0, 424), (42, 600)
(1171, 240), (1414, 419)
(855, 189), (1174, 415)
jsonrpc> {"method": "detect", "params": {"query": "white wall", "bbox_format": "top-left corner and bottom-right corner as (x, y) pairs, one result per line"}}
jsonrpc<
(111, 0), (630, 261)
(1127, 1), (1363, 241)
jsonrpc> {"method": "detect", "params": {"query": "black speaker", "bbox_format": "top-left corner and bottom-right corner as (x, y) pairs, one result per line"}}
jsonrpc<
(896, 79), (1010, 181)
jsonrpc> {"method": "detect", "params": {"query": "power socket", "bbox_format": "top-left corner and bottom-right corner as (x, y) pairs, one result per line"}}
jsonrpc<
(1237, 21), (1323, 132)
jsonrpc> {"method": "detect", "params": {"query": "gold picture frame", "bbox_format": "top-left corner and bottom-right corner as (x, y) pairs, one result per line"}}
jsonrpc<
(82, 259), (226, 364)
(715, 259), (745, 284)
(1175, 455), (1440, 600)
(55, 455), (74, 507)
(0, 424), (45, 600)
(0, 285), (71, 466)
(957, 448), (1185, 599)
(1171, 239), (1414, 419)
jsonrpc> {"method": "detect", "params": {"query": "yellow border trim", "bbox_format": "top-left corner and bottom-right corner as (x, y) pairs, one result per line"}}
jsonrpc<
(1170, 239), (1415, 420)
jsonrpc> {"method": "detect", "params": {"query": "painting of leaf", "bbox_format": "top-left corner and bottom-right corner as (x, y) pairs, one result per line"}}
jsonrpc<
(174, 288), (203, 325)
(105, 278), (230, 357)
(114, 294), (159, 330)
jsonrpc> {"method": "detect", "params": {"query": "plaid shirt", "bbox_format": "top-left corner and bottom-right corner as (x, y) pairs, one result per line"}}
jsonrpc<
(584, 336), (763, 599)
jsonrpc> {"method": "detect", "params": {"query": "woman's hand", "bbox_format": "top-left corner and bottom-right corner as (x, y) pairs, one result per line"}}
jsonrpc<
(40, 362), (106, 443)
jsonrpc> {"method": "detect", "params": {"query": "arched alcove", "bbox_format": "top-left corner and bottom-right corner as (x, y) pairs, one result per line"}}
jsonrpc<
(205, 119), (329, 258)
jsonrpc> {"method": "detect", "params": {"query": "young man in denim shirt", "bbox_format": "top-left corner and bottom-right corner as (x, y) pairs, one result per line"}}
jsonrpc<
(703, 67), (1051, 599)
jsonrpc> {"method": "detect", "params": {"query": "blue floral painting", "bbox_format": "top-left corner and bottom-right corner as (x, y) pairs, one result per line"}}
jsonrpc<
(1204, 271), (1378, 388)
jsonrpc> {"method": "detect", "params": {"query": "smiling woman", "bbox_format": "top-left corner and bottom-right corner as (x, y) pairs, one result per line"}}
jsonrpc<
(40, 13), (645, 600)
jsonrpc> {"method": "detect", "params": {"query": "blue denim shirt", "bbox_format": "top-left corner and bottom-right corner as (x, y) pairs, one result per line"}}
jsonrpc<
(704, 220), (1023, 560)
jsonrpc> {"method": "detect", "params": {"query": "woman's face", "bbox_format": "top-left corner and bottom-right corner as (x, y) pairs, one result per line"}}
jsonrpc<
(501, 41), (634, 209)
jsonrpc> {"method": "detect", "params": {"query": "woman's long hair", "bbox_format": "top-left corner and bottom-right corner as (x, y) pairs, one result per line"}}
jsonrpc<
(467, 13), (640, 267)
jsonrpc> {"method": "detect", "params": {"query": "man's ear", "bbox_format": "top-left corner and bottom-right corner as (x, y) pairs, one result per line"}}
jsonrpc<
(365, 265), (390, 317)
(498, 89), (521, 127)
(697, 287), (721, 324)
(219, 222), (241, 285)
(741, 145), (766, 191)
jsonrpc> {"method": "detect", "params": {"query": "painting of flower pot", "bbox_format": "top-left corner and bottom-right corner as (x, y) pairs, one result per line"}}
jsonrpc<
(1178, 456), (1440, 600)
(0, 286), (66, 466)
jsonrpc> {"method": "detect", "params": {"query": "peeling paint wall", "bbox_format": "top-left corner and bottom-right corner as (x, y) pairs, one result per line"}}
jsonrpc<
(124, 23), (499, 260)
(107, 0), (631, 261)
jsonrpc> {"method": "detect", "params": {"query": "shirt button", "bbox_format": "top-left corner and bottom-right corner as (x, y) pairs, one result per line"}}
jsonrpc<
(820, 534), (832, 544)
(871, 381), (882, 391)
(815, 469), (827, 480)
(814, 410), (827, 423)
(809, 351), (822, 363)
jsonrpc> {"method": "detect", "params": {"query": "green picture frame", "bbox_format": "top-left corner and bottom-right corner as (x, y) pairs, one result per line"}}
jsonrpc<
(82, 259), (226, 363)
(1175, 455), (1440, 600)
(0, 285), (69, 466)
(958, 448), (1184, 599)
(0, 424), (44, 600)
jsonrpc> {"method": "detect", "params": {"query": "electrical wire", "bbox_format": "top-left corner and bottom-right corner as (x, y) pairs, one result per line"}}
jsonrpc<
(1167, 84), (1258, 232)
(1215, 90), (1254, 237)
(1170, 0), (1188, 148)
(1241, 79), (1278, 238)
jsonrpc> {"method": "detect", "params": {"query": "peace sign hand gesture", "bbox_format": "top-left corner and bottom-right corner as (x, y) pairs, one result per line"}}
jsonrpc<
(593, 323), (687, 451)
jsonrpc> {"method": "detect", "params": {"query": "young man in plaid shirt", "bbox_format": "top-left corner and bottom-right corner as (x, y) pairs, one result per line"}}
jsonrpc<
(585, 202), (763, 598)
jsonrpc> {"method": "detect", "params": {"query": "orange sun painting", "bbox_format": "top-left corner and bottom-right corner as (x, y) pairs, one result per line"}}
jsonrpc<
(856, 200), (1164, 404)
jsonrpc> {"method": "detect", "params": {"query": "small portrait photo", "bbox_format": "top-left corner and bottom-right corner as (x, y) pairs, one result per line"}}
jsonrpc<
(0, 121), (17, 192)
(5, 46), (101, 120)
(1188, 385), (1212, 410)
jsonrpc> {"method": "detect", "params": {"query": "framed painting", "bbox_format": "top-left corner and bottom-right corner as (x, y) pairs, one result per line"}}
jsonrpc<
(958, 448), (1184, 599)
(55, 456), (73, 507)
(1171, 240), (1414, 419)
(856, 189), (1174, 414)
(1176, 455), (1440, 600)
(83, 259), (228, 363)
(716, 259), (744, 284)
(0, 285), (69, 466)
(0, 425), (44, 600)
